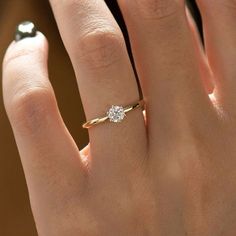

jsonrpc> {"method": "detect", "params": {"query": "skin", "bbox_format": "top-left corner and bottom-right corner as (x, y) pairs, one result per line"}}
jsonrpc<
(2, 0), (236, 235)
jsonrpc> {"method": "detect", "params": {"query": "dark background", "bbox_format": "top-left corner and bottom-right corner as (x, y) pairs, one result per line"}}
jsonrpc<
(0, 1), (201, 235)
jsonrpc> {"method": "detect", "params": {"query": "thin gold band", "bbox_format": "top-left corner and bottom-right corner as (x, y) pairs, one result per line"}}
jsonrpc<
(82, 100), (144, 129)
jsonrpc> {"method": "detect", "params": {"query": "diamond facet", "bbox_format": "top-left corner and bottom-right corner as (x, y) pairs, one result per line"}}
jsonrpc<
(107, 105), (125, 123)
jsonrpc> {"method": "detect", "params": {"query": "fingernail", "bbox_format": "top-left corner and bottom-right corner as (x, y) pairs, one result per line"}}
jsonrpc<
(15, 21), (37, 42)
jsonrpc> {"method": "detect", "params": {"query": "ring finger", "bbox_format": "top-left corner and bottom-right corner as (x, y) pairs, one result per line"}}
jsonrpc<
(49, 0), (147, 177)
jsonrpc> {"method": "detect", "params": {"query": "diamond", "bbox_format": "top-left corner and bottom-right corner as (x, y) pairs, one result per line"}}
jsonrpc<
(107, 105), (126, 123)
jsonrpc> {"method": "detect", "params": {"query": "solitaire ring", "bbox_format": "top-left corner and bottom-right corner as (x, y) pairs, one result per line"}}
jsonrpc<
(82, 100), (144, 129)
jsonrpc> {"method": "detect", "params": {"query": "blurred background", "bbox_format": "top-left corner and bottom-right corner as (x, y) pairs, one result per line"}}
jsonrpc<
(0, 1), (201, 235)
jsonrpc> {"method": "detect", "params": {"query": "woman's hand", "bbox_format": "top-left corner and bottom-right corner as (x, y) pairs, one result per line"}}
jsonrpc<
(2, 0), (236, 235)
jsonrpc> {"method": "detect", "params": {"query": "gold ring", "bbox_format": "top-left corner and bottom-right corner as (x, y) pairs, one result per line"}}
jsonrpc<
(82, 100), (144, 129)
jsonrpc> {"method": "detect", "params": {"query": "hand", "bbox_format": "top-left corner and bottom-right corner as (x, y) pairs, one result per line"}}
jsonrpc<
(2, 1), (236, 235)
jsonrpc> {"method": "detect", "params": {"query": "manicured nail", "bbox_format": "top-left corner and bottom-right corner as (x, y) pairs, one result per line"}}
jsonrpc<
(15, 21), (37, 42)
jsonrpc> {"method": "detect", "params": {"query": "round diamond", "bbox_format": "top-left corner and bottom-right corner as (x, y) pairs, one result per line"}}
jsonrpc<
(107, 105), (125, 123)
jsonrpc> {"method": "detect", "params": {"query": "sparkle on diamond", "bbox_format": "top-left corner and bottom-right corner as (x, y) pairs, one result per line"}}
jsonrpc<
(107, 105), (125, 123)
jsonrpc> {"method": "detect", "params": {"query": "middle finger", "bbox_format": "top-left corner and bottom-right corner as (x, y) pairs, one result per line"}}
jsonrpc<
(118, 0), (212, 149)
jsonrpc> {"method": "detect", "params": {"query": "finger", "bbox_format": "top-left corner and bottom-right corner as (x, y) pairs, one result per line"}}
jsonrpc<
(118, 0), (212, 145)
(50, 0), (147, 174)
(196, 0), (236, 112)
(186, 7), (214, 94)
(2, 24), (86, 228)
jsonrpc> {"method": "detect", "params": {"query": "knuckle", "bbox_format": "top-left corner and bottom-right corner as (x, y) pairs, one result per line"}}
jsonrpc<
(3, 38), (46, 69)
(4, 48), (38, 69)
(7, 87), (56, 133)
(134, 0), (184, 20)
(77, 30), (125, 69)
